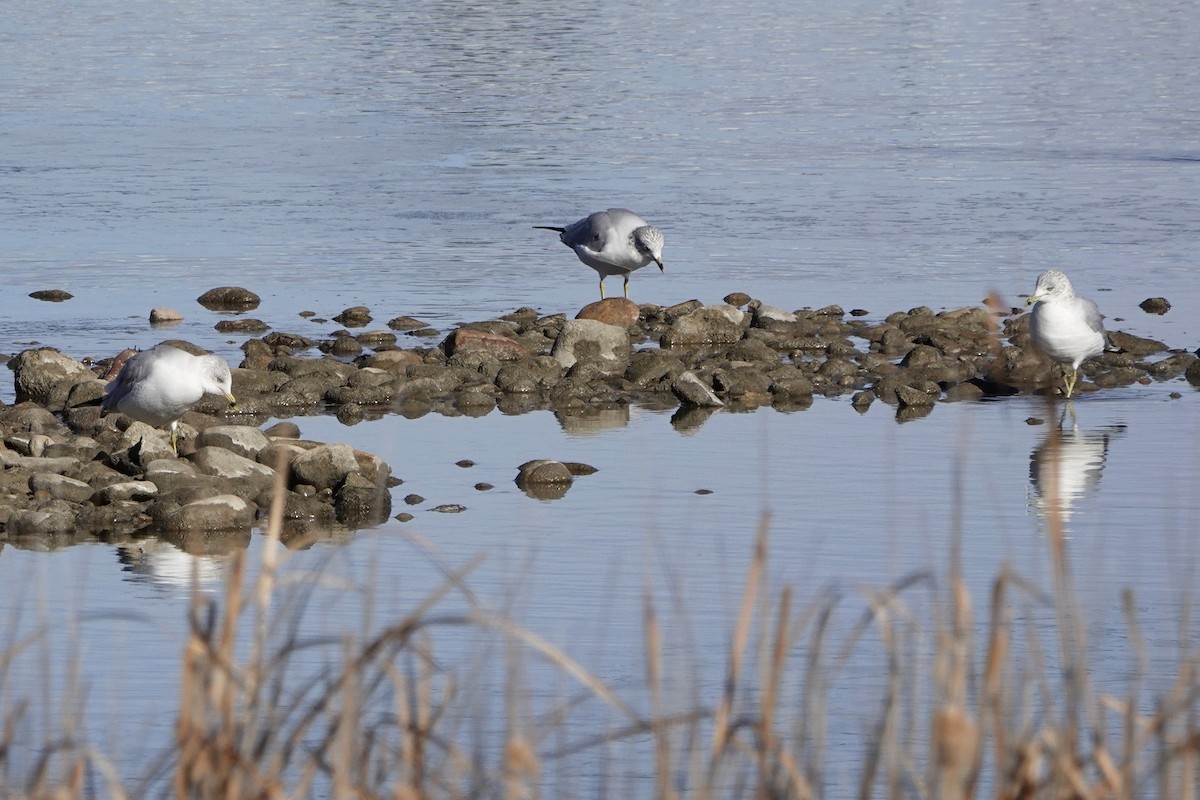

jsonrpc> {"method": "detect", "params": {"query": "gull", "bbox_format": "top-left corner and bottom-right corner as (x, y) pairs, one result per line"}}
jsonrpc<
(535, 208), (665, 299)
(102, 344), (237, 454)
(1026, 269), (1106, 398)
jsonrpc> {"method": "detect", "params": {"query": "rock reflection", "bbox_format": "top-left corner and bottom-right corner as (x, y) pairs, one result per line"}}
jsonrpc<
(1029, 406), (1125, 526)
(670, 404), (718, 435)
(554, 405), (630, 435)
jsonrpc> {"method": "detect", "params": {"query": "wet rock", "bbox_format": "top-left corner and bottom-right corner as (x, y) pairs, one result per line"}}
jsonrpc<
(263, 421), (302, 439)
(387, 316), (428, 331)
(360, 349), (423, 374)
(325, 335), (364, 357)
(444, 328), (530, 361)
(517, 459), (573, 484)
(576, 298), (640, 328)
(625, 351), (686, 389)
(335, 472), (392, 526)
(9, 348), (95, 408)
(215, 318), (269, 333)
(563, 462), (598, 476)
(851, 391), (875, 412)
(261, 331), (319, 352)
(475, 482), (493, 491)
(1145, 352), (1197, 380)
(197, 286), (261, 311)
(895, 384), (939, 409)
(404, 493), (426, 506)
(724, 292), (752, 307)
(1108, 330), (1168, 357)
(29, 289), (73, 302)
(1139, 297), (1171, 315)
(150, 307), (184, 323)
(713, 366), (773, 399)
(551, 319), (631, 369)
(195, 425), (271, 460)
(943, 382), (986, 402)
(332, 306), (372, 327)
(429, 504), (466, 513)
(290, 443), (360, 492)
(29, 473), (94, 503)
(661, 305), (746, 346)
(1187, 360), (1200, 387)
(7, 503), (77, 536)
(672, 371), (723, 407)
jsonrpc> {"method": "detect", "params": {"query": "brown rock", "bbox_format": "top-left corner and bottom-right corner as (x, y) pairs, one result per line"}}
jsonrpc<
(443, 328), (530, 361)
(576, 298), (640, 327)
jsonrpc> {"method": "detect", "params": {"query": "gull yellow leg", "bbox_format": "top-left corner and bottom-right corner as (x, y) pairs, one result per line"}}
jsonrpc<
(169, 421), (180, 456)
(599, 278), (606, 300)
(1063, 367), (1078, 399)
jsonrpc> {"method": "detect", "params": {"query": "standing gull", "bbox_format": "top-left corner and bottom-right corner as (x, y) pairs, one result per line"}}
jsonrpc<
(1026, 269), (1106, 398)
(102, 344), (237, 454)
(535, 208), (665, 299)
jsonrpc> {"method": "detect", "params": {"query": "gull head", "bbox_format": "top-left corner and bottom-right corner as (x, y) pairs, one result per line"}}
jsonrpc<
(201, 355), (237, 408)
(633, 225), (665, 271)
(1026, 269), (1075, 306)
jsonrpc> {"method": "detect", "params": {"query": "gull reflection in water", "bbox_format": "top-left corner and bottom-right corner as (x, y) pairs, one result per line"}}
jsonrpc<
(1029, 405), (1126, 527)
(116, 534), (244, 594)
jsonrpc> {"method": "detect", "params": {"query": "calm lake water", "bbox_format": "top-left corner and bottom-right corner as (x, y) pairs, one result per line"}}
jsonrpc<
(1, 0), (1198, 793)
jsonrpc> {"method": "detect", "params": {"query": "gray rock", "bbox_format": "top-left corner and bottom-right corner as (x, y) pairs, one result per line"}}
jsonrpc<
(672, 371), (723, 407)
(156, 495), (255, 532)
(516, 460), (574, 490)
(29, 472), (94, 503)
(0, 452), (81, 474)
(7, 504), (77, 536)
(551, 319), (631, 369)
(189, 447), (277, 491)
(150, 307), (184, 323)
(97, 480), (159, 504)
(196, 425), (271, 460)
(9, 348), (95, 408)
(291, 443), (360, 491)
(661, 305), (747, 347)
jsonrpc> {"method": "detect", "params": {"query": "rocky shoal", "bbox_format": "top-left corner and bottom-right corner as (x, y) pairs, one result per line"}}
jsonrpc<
(2, 293), (1197, 541)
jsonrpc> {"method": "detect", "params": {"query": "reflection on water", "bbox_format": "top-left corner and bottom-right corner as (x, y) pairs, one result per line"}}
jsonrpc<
(1028, 403), (1127, 529)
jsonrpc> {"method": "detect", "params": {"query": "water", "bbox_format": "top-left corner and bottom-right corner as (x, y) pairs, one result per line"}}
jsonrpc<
(1, 0), (1199, 793)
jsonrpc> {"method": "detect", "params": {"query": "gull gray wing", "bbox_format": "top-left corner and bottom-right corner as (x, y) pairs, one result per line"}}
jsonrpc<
(1080, 297), (1105, 333)
(102, 347), (165, 410)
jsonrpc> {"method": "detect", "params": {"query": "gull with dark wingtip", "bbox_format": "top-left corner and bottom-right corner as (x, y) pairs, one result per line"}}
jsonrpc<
(1026, 269), (1106, 398)
(535, 208), (665, 300)
(102, 344), (237, 454)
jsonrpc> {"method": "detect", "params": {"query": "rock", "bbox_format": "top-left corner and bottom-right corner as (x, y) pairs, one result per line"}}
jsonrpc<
(625, 351), (686, 389)
(1108, 331), (1168, 357)
(517, 459), (573, 484)
(355, 330), (398, 348)
(290, 443), (360, 492)
(333, 306), (373, 327)
(1139, 297), (1171, 315)
(325, 335), (364, 357)
(672, 371), (723, 407)
(7, 504), (76, 536)
(215, 318), (270, 333)
(576, 298), (640, 327)
(150, 307), (184, 323)
(190, 447), (277, 491)
(403, 494), (425, 505)
(29, 289), (73, 302)
(429, 504), (467, 514)
(335, 472), (392, 526)
(9, 348), (95, 408)
(444, 328), (530, 361)
(197, 286), (260, 311)
(195, 425), (271, 460)
(895, 384), (939, 408)
(156, 495), (255, 532)
(263, 421), (302, 439)
(723, 292), (752, 307)
(1187, 360), (1200, 387)
(661, 305), (746, 346)
(387, 316), (428, 331)
(361, 349), (423, 373)
(97, 481), (159, 504)
(29, 473), (94, 503)
(551, 319), (631, 369)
